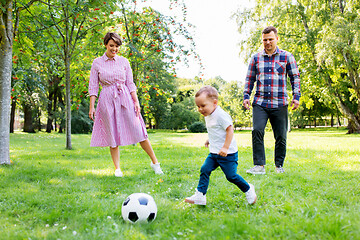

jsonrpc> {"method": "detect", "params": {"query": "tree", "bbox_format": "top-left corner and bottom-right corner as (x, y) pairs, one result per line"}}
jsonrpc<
(1, 0), (39, 163)
(316, 7), (360, 132)
(4, 0), (201, 155)
(12, 67), (46, 133)
(234, 0), (360, 133)
(219, 80), (251, 129)
(20, 0), (117, 149)
(0, 0), (13, 164)
(116, 1), (201, 126)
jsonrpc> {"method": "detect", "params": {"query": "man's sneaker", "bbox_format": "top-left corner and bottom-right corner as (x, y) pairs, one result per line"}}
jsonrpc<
(245, 183), (257, 205)
(185, 189), (206, 205)
(276, 166), (285, 173)
(114, 169), (123, 177)
(151, 162), (164, 174)
(246, 165), (266, 175)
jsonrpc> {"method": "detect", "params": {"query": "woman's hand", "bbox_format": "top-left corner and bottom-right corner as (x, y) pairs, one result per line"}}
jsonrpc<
(134, 101), (140, 117)
(89, 107), (95, 121)
(130, 91), (141, 117)
(89, 95), (96, 121)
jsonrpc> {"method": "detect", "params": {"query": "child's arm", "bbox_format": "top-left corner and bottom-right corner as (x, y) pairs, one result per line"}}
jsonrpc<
(218, 125), (234, 157)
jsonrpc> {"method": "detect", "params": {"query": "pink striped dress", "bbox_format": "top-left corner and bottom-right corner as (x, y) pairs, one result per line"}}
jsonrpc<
(88, 53), (148, 147)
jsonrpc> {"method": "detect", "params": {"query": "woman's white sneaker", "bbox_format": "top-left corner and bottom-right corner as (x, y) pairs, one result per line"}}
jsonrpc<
(114, 169), (123, 177)
(151, 162), (164, 174)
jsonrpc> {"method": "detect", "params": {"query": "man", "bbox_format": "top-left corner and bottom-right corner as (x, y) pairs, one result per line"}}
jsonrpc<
(243, 26), (301, 174)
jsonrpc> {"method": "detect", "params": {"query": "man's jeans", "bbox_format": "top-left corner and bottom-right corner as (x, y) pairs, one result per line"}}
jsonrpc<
(252, 104), (288, 167)
(197, 152), (250, 194)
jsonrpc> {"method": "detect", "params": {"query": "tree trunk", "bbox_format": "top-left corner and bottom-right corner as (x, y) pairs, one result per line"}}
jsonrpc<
(347, 118), (360, 134)
(23, 103), (35, 133)
(46, 74), (62, 132)
(46, 115), (53, 132)
(65, 54), (72, 149)
(57, 86), (65, 133)
(37, 108), (41, 131)
(46, 91), (54, 133)
(53, 90), (58, 132)
(63, 4), (72, 149)
(0, 0), (13, 165)
(339, 0), (344, 14)
(10, 98), (16, 133)
(337, 115), (342, 127)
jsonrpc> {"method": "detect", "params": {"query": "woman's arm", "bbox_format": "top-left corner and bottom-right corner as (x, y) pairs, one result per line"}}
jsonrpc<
(130, 91), (140, 117)
(89, 95), (97, 120)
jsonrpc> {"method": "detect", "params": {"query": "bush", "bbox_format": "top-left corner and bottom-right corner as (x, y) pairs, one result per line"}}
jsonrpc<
(158, 101), (200, 130)
(189, 121), (207, 133)
(71, 100), (93, 134)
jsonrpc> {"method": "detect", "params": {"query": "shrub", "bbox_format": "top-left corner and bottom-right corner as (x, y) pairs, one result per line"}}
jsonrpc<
(189, 121), (207, 133)
(71, 100), (93, 134)
(158, 101), (200, 130)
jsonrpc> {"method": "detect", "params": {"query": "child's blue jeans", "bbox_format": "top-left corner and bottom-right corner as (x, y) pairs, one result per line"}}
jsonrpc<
(197, 152), (250, 194)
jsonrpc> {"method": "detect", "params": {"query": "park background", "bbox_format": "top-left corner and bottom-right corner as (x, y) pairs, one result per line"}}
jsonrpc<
(1, 0), (360, 239)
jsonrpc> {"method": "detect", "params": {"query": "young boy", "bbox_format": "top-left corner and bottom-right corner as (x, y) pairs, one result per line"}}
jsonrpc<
(185, 86), (257, 205)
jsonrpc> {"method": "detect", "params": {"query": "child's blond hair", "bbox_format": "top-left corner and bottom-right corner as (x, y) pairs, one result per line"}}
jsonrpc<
(195, 85), (218, 100)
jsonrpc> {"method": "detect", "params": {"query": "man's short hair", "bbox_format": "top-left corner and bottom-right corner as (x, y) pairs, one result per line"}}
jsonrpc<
(104, 32), (122, 46)
(262, 26), (278, 35)
(195, 85), (219, 100)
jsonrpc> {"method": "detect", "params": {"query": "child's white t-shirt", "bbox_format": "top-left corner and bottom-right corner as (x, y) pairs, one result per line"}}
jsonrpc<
(204, 106), (238, 154)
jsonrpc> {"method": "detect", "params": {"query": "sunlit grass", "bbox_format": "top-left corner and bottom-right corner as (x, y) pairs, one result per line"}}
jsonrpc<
(1, 128), (359, 239)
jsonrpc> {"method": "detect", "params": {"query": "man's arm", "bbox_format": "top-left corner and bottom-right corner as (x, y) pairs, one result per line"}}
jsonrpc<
(243, 55), (257, 110)
(287, 53), (301, 110)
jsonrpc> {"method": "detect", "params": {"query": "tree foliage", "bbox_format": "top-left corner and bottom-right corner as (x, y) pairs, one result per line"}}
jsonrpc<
(235, 0), (360, 133)
(9, 0), (202, 138)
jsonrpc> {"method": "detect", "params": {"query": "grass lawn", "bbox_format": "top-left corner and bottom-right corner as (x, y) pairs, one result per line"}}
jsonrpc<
(1, 128), (360, 239)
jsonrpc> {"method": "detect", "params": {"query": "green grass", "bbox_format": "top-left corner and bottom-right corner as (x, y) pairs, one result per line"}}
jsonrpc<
(1, 128), (359, 239)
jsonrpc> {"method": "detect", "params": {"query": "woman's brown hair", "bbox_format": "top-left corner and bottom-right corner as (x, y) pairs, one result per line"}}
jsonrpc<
(104, 32), (122, 46)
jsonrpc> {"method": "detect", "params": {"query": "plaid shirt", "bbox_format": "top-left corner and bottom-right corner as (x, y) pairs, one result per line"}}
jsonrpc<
(244, 47), (301, 108)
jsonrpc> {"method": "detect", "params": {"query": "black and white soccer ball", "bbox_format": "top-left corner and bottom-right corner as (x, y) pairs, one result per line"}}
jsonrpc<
(121, 193), (157, 223)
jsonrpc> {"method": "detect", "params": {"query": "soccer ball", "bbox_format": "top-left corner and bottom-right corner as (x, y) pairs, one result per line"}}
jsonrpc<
(121, 193), (157, 223)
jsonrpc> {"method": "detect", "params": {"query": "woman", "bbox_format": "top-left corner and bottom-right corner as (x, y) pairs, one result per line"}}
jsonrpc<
(88, 32), (163, 177)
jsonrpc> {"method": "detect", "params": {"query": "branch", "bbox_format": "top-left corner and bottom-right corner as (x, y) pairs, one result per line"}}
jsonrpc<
(69, 0), (80, 52)
(16, 0), (75, 35)
(342, 51), (360, 99)
(321, 63), (360, 130)
(37, 0), (60, 8)
(14, 0), (40, 38)
(18, 1), (64, 58)
(69, 20), (107, 57)
(121, 2), (132, 43)
(48, 0), (65, 42)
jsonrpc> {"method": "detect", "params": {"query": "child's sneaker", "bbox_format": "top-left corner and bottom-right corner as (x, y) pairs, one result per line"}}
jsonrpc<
(150, 162), (164, 174)
(245, 183), (257, 205)
(246, 165), (266, 175)
(114, 169), (123, 177)
(185, 189), (206, 205)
